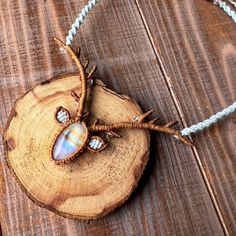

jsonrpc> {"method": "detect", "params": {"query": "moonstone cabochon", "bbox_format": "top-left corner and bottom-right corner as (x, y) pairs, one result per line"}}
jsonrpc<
(52, 122), (88, 161)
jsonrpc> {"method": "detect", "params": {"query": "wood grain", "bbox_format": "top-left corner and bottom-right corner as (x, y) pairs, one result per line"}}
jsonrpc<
(0, 0), (231, 235)
(136, 0), (236, 234)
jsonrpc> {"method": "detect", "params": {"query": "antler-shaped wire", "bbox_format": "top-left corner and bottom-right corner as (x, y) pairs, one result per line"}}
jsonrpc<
(54, 38), (193, 147)
(89, 110), (193, 146)
(54, 37), (96, 122)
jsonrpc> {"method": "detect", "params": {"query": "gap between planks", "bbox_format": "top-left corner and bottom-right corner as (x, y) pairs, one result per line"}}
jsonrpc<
(134, 0), (229, 235)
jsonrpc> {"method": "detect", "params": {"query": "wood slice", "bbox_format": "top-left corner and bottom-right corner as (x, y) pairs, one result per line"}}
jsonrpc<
(3, 74), (150, 220)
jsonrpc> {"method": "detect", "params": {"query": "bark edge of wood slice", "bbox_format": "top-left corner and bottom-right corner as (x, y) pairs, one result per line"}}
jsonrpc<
(3, 74), (150, 220)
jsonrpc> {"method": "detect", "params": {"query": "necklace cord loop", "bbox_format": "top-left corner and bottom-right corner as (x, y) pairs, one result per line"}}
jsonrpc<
(65, 0), (236, 137)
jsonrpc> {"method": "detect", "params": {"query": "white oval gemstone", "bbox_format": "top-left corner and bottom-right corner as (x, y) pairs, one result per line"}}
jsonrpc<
(53, 123), (88, 161)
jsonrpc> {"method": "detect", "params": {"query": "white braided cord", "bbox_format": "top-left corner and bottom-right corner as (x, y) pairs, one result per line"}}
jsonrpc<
(180, 0), (236, 136)
(66, 0), (99, 45)
(66, 0), (236, 136)
(214, 0), (236, 22)
(181, 102), (236, 136)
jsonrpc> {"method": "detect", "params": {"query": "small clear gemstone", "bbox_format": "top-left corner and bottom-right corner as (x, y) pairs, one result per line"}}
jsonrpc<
(133, 115), (139, 121)
(56, 110), (69, 124)
(88, 137), (105, 151)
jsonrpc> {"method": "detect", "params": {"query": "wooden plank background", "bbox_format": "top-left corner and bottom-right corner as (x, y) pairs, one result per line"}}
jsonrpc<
(0, 0), (235, 235)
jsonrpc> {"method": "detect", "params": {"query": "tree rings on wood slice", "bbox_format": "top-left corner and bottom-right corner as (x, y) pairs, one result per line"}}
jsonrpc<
(3, 74), (150, 220)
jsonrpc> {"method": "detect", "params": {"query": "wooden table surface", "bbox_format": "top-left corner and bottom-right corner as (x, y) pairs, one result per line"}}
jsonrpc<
(0, 0), (235, 235)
